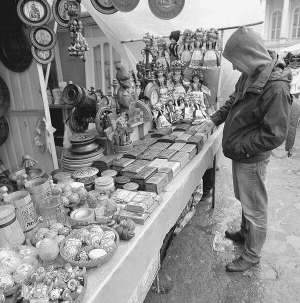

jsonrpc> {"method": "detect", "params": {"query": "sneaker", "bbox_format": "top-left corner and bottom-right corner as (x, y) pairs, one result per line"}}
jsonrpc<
(225, 230), (245, 244)
(226, 256), (259, 272)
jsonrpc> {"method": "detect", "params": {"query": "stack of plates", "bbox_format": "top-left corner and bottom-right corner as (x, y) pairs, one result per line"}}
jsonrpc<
(62, 133), (104, 172)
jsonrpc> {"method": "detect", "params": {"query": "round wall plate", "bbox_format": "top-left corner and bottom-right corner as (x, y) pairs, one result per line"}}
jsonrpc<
(111, 0), (139, 12)
(0, 77), (10, 118)
(148, 0), (185, 20)
(52, 0), (81, 27)
(17, 0), (51, 27)
(90, 0), (118, 14)
(31, 46), (55, 65)
(30, 26), (56, 51)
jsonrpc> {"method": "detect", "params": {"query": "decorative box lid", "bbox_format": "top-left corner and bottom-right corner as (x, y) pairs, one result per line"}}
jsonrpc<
(101, 169), (118, 178)
(94, 176), (114, 186)
(72, 167), (99, 179)
(123, 182), (139, 191)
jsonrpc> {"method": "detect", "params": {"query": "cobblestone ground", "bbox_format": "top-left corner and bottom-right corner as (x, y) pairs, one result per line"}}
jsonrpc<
(145, 129), (300, 303)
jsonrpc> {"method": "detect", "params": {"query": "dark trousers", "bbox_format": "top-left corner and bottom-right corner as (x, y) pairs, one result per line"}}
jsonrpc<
(203, 168), (214, 194)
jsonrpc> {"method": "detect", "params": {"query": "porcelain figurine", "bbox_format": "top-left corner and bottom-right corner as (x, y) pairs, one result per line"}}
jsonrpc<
(172, 68), (186, 102)
(116, 63), (137, 113)
(169, 30), (181, 63)
(179, 29), (194, 66)
(156, 64), (169, 105)
(190, 29), (205, 69)
(156, 38), (170, 70)
(203, 28), (220, 68)
(113, 115), (131, 146)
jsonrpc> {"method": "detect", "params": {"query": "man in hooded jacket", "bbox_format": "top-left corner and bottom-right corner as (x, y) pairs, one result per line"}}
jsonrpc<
(204, 27), (292, 272)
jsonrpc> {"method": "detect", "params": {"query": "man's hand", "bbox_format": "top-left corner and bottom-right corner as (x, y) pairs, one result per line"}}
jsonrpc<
(201, 119), (215, 129)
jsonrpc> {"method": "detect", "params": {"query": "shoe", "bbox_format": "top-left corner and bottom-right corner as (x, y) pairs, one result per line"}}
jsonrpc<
(226, 256), (259, 272)
(225, 230), (245, 244)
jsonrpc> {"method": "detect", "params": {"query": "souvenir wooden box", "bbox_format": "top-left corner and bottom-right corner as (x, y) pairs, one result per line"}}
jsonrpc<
(169, 142), (186, 151)
(169, 151), (190, 168)
(150, 128), (172, 138)
(110, 188), (137, 204)
(180, 144), (197, 159)
(158, 167), (173, 182)
(150, 142), (172, 151)
(173, 124), (190, 132)
(148, 158), (168, 169)
(186, 135), (205, 153)
(124, 146), (148, 159)
(175, 133), (192, 143)
(157, 135), (177, 143)
(131, 166), (158, 190)
(138, 149), (161, 161)
(157, 149), (177, 160)
(145, 172), (169, 194)
(118, 209), (150, 225)
(164, 161), (181, 176)
(112, 159), (135, 172)
(125, 191), (158, 214)
(94, 154), (119, 171)
(121, 160), (150, 178)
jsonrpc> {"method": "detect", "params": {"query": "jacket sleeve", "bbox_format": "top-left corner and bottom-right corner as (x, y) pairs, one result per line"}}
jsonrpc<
(241, 88), (292, 156)
(210, 93), (235, 126)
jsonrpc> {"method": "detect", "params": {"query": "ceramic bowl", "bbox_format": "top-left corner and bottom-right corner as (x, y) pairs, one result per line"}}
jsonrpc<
(72, 167), (99, 184)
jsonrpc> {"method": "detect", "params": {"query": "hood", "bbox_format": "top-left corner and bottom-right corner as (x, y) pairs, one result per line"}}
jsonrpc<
(223, 27), (272, 76)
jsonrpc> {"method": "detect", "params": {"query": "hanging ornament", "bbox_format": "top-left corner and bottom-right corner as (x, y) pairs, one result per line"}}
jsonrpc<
(66, 0), (89, 61)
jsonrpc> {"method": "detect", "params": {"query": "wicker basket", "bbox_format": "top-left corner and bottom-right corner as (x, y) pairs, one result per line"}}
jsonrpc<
(60, 226), (119, 268)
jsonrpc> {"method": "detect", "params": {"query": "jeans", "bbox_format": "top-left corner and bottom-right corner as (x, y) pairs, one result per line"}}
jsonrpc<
(232, 158), (269, 263)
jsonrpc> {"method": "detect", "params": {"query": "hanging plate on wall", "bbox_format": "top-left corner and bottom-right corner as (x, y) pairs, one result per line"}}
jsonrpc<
(0, 28), (33, 73)
(0, 77), (10, 118)
(30, 26), (56, 51)
(90, 0), (118, 14)
(111, 0), (139, 12)
(17, 0), (51, 27)
(52, 0), (81, 27)
(148, 0), (185, 20)
(31, 46), (55, 65)
(0, 116), (9, 146)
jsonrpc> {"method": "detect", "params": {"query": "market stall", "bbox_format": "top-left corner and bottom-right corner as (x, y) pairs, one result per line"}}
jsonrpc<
(0, 1), (265, 303)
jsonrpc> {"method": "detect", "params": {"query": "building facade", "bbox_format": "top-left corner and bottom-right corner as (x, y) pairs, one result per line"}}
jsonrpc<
(263, 0), (300, 50)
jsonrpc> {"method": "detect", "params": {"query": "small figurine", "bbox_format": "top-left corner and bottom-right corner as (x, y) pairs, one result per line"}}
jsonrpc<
(203, 28), (220, 68)
(116, 63), (137, 113)
(156, 38), (170, 70)
(190, 29), (205, 69)
(113, 115), (131, 147)
(22, 155), (37, 174)
(179, 29), (194, 66)
(169, 30), (181, 63)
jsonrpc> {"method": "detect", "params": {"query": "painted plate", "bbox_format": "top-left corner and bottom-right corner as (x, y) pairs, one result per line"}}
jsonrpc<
(52, 0), (81, 27)
(31, 46), (54, 65)
(0, 116), (9, 146)
(30, 26), (56, 51)
(90, 0), (118, 14)
(0, 77), (10, 118)
(17, 0), (51, 27)
(148, 0), (185, 20)
(111, 0), (139, 12)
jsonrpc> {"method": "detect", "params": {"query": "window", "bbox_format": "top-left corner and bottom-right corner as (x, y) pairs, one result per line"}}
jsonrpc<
(271, 10), (282, 40)
(292, 7), (300, 39)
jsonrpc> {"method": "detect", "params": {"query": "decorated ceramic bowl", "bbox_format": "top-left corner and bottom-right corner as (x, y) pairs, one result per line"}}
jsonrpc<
(72, 167), (99, 185)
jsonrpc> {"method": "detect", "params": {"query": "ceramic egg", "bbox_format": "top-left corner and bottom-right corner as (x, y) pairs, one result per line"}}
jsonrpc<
(36, 238), (59, 262)
(49, 288), (62, 300)
(88, 248), (107, 260)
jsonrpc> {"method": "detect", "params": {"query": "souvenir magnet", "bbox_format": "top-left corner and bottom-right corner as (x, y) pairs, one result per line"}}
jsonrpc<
(30, 26), (56, 51)
(31, 46), (55, 65)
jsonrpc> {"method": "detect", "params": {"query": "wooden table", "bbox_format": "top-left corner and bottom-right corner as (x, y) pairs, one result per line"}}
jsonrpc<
(83, 126), (223, 303)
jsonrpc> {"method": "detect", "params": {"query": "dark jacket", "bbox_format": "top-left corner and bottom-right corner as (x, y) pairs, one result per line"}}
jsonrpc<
(211, 27), (292, 163)
(211, 61), (292, 163)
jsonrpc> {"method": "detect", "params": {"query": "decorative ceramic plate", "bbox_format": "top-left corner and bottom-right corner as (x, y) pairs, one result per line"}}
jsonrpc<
(71, 142), (99, 154)
(52, 0), (81, 27)
(0, 116), (9, 146)
(90, 0), (118, 14)
(17, 0), (51, 27)
(31, 46), (54, 65)
(111, 0), (139, 12)
(30, 26), (56, 51)
(148, 0), (185, 20)
(0, 77), (10, 118)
